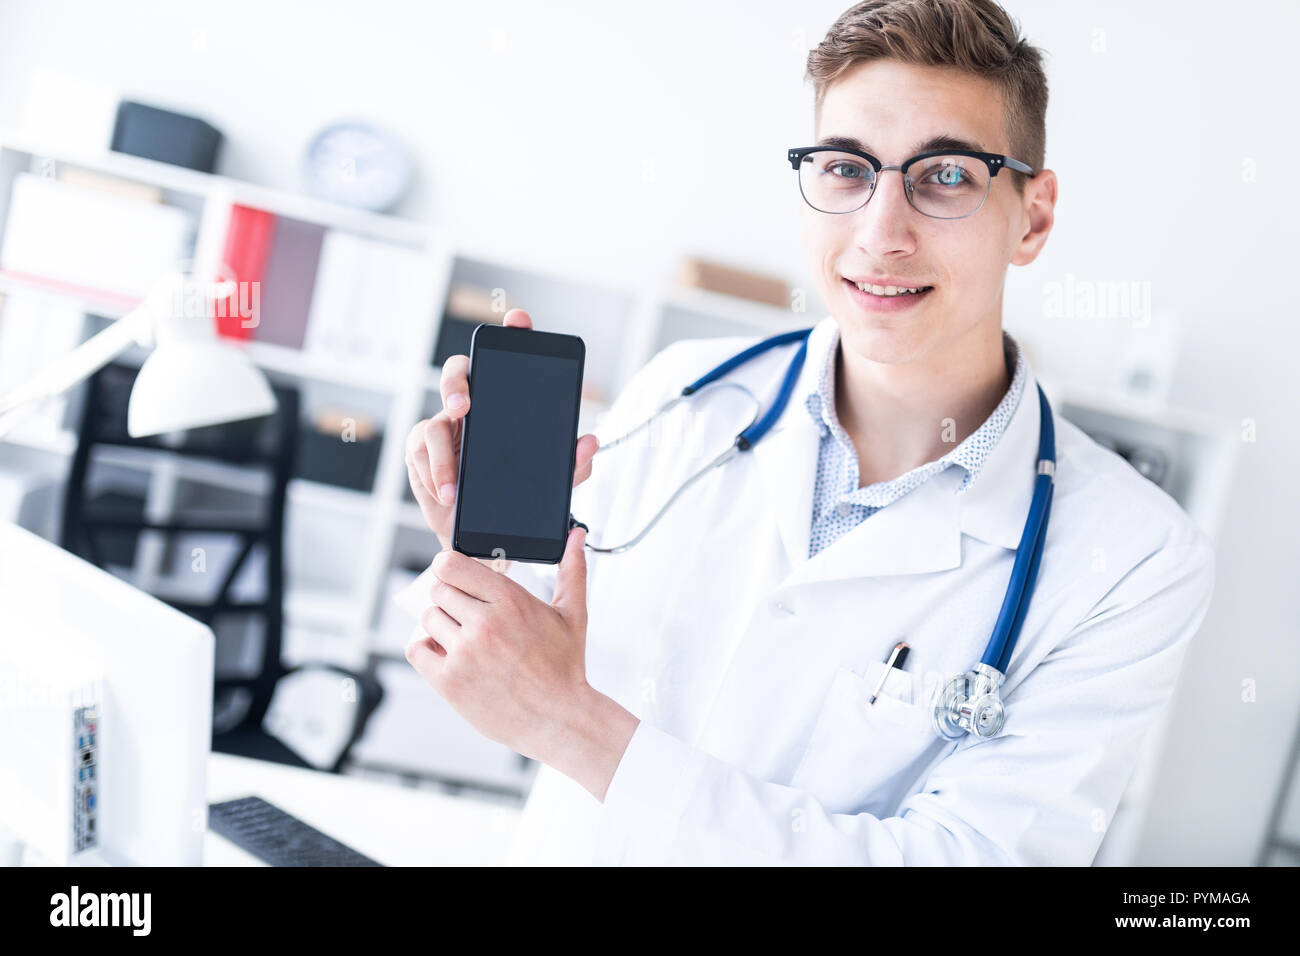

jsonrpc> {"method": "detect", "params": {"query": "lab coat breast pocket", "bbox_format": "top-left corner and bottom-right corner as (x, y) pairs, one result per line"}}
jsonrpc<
(788, 662), (951, 817)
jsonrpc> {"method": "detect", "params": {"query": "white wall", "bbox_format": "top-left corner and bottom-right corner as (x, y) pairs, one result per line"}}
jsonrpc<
(1, 0), (1295, 864)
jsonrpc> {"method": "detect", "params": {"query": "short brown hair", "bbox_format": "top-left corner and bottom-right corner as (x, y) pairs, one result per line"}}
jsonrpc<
(805, 0), (1049, 179)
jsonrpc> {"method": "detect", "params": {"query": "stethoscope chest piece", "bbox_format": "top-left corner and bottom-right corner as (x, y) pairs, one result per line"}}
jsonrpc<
(933, 662), (1007, 740)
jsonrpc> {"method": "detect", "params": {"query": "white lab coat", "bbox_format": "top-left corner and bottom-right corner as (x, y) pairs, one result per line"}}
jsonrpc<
(400, 314), (1215, 865)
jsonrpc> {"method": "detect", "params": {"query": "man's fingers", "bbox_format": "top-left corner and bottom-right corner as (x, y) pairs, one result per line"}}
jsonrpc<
(406, 461), (444, 532)
(551, 525), (588, 626)
(405, 634), (446, 684)
(501, 309), (533, 329)
(429, 575), (487, 627)
(422, 414), (460, 505)
(418, 603), (463, 653)
(432, 547), (515, 603)
(573, 433), (599, 485)
(440, 354), (470, 419)
(405, 419), (437, 495)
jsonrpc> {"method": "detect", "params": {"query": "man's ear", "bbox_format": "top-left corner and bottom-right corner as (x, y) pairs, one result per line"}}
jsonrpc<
(1010, 169), (1058, 267)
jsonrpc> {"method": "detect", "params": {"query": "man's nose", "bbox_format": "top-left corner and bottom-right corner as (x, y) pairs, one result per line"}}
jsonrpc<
(850, 169), (918, 257)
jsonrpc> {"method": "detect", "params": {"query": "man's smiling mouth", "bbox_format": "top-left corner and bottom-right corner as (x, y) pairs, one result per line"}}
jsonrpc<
(841, 275), (935, 299)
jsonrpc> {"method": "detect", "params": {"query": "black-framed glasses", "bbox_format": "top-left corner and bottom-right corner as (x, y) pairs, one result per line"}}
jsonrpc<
(788, 145), (1035, 220)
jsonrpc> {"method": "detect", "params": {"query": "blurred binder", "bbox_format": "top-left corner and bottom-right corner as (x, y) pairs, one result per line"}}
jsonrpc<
(253, 219), (325, 350)
(304, 231), (424, 365)
(216, 205), (276, 341)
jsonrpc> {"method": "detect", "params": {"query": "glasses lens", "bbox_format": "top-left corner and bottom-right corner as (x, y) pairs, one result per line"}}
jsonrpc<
(798, 150), (876, 213)
(905, 155), (990, 219)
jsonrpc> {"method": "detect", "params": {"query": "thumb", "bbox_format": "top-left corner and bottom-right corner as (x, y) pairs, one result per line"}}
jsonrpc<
(551, 525), (588, 624)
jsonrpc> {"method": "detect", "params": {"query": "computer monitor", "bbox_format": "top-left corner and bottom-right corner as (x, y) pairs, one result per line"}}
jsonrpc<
(0, 521), (213, 865)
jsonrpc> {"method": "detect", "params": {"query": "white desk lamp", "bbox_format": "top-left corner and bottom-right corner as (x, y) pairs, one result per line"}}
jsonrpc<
(0, 273), (277, 439)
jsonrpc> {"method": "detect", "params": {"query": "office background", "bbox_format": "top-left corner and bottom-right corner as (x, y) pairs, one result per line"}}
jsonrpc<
(0, 0), (1295, 865)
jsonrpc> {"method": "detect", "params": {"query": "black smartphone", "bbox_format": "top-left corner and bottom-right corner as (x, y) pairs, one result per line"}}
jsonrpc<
(451, 323), (586, 564)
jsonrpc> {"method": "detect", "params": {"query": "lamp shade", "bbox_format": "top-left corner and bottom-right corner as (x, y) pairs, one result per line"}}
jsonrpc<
(127, 340), (277, 438)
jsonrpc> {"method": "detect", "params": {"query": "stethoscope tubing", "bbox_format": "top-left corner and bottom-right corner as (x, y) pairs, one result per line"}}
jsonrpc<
(981, 383), (1056, 672)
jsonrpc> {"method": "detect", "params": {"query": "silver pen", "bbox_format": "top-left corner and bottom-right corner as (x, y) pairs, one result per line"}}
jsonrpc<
(869, 641), (910, 704)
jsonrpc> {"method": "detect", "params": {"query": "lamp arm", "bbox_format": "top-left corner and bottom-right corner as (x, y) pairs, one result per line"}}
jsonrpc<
(0, 306), (154, 431)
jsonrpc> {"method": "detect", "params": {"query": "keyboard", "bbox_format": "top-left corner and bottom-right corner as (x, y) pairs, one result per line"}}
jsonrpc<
(208, 796), (383, 867)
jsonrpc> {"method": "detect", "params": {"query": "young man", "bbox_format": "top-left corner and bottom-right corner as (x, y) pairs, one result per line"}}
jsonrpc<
(401, 0), (1214, 865)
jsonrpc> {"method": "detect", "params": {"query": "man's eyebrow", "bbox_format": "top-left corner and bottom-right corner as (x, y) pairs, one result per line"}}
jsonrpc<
(815, 133), (988, 155)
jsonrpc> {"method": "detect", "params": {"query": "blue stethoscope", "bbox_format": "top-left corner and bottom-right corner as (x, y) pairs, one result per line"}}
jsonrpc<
(574, 326), (1056, 741)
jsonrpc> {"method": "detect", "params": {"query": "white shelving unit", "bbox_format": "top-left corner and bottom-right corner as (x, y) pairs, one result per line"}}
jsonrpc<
(0, 133), (1235, 834)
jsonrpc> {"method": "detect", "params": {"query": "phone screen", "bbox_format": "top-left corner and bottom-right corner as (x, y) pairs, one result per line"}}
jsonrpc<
(453, 327), (585, 563)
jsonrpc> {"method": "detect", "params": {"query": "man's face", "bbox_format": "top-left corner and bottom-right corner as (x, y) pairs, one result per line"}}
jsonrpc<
(801, 58), (1041, 365)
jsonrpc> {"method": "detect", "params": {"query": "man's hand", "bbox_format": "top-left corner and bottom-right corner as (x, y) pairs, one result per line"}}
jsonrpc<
(404, 524), (638, 801)
(403, 307), (600, 563)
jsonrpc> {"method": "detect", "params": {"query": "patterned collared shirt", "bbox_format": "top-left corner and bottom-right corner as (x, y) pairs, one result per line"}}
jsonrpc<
(806, 327), (1026, 558)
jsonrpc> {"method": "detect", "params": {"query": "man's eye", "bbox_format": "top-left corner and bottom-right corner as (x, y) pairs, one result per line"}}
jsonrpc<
(923, 164), (970, 187)
(826, 162), (869, 180)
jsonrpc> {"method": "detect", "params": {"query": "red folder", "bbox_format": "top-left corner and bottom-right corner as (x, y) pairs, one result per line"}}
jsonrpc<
(214, 205), (276, 340)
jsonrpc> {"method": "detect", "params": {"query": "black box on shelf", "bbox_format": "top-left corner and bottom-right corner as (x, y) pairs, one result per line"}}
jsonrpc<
(111, 101), (223, 173)
(295, 419), (383, 492)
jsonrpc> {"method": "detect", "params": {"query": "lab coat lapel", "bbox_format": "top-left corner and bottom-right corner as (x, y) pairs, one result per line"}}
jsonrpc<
(750, 322), (1044, 590)
(956, 360), (1044, 551)
(781, 464), (964, 587)
(747, 317), (836, 576)
(749, 399), (822, 573)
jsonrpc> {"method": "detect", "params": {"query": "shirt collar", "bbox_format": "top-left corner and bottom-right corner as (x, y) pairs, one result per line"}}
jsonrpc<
(801, 319), (1027, 493)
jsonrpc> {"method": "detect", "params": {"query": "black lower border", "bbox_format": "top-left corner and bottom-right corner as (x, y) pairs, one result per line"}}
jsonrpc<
(0, 865), (1286, 940)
